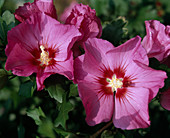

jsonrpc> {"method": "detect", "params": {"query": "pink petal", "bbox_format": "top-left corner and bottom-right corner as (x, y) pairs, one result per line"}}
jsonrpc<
(45, 52), (74, 80)
(160, 88), (170, 110)
(78, 82), (114, 126)
(142, 20), (170, 61)
(6, 13), (60, 56)
(106, 36), (149, 71)
(14, 0), (57, 22)
(83, 38), (115, 76)
(65, 3), (102, 42)
(5, 44), (38, 76)
(113, 87), (150, 130)
(36, 70), (51, 91)
(35, 0), (57, 19)
(45, 23), (81, 61)
(126, 61), (167, 101)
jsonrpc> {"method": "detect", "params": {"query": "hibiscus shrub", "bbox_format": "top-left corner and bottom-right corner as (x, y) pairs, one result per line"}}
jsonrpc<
(0, 0), (170, 137)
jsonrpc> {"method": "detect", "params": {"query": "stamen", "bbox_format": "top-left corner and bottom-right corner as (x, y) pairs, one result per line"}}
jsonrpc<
(107, 74), (123, 92)
(39, 45), (51, 65)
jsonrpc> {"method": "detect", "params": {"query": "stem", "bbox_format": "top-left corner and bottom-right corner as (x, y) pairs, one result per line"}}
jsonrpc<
(90, 121), (113, 138)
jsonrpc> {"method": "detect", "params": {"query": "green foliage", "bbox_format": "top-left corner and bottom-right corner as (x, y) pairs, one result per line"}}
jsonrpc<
(18, 123), (25, 138)
(54, 128), (74, 137)
(19, 80), (35, 97)
(0, 10), (15, 45)
(54, 94), (73, 129)
(0, 0), (170, 138)
(0, 69), (8, 90)
(47, 84), (64, 103)
(102, 16), (128, 46)
(27, 107), (46, 125)
(69, 83), (78, 97)
(38, 119), (55, 138)
(0, 0), (4, 9)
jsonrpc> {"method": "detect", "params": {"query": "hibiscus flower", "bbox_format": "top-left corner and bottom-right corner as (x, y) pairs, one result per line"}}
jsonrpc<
(5, 13), (81, 90)
(142, 20), (170, 61)
(74, 36), (167, 129)
(14, 0), (57, 22)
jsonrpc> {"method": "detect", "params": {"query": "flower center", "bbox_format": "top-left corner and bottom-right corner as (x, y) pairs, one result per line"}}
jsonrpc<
(107, 74), (123, 92)
(40, 45), (51, 65)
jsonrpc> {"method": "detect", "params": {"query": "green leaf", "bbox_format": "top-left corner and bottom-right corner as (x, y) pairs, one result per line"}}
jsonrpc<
(0, 17), (7, 44)
(2, 10), (15, 25)
(19, 81), (34, 97)
(38, 119), (55, 138)
(102, 16), (128, 46)
(0, 69), (8, 90)
(69, 83), (78, 97)
(27, 107), (46, 125)
(47, 84), (64, 103)
(0, 0), (4, 9)
(54, 128), (73, 137)
(54, 94), (73, 129)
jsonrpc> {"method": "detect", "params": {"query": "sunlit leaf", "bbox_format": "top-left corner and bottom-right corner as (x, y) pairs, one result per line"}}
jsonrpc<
(27, 107), (46, 125)
(47, 84), (64, 103)
(2, 10), (15, 25)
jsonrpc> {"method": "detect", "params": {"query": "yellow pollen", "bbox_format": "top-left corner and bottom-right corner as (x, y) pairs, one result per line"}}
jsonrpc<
(40, 45), (51, 65)
(107, 74), (123, 92)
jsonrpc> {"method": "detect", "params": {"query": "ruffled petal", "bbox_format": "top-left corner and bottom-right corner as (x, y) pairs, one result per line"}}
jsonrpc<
(14, 0), (57, 22)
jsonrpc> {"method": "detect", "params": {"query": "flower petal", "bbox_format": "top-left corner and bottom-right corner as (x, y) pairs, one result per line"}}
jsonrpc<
(36, 70), (51, 91)
(5, 44), (38, 76)
(126, 60), (167, 101)
(160, 88), (170, 110)
(83, 38), (114, 76)
(6, 13), (60, 57)
(113, 87), (150, 130)
(106, 36), (149, 71)
(142, 20), (170, 61)
(14, 0), (57, 22)
(78, 82), (114, 126)
(45, 52), (74, 80)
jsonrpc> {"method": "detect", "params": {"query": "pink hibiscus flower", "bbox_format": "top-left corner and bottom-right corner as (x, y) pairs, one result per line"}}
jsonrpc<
(14, 0), (57, 22)
(74, 36), (167, 129)
(65, 3), (102, 42)
(160, 88), (170, 110)
(5, 13), (81, 91)
(142, 20), (170, 61)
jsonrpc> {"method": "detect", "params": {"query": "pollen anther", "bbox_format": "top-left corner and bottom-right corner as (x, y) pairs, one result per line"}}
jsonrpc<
(39, 45), (51, 65)
(107, 74), (123, 92)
